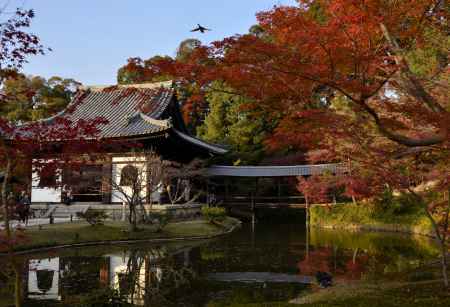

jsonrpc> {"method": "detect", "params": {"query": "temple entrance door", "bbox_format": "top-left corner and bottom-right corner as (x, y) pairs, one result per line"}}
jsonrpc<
(64, 165), (103, 202)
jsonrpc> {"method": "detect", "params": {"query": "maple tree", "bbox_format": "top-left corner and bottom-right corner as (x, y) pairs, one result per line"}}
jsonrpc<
(122, 0), (450, 286)
(0, 9), (106, 253)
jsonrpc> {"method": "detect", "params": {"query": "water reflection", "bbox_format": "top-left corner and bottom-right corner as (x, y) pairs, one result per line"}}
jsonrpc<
(18, 246), (196, 306)
(29, 258), (60, 300)
(0, 223), (441, 306)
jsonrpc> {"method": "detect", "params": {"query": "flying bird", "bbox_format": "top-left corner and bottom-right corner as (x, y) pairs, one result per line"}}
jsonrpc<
(191, 24), (211, 33)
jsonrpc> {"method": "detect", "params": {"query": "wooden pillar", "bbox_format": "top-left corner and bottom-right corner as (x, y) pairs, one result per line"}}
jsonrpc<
(146, 161), (151, 204)
(251, 191), (256, 226)
(225, 178), (229, 202)
(277, 177), (282, 204)
(101, 156), (112, 204)
(61, 163), (70, 203)
(206, 178), (210, 207)
(252, 178), (258, 226)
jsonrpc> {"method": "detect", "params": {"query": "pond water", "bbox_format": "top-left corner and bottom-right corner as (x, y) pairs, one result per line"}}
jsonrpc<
(0, 221), (440, 306)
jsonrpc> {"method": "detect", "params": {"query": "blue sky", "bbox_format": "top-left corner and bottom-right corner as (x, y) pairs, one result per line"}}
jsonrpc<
(16, 0), (296, 85)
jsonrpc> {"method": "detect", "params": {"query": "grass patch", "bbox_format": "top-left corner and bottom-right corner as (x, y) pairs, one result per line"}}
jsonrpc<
(292, 280), (450, 307)
(310, 199), (433, 235)
(6, 217), (240, 252)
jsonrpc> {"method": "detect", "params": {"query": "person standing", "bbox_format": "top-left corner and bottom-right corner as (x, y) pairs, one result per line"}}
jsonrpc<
(63, 185), (73, 205)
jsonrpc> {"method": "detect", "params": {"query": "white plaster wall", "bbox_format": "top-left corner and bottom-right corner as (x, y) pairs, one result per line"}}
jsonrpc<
(31, 165), (61, 203)
(111, 156), (161, 203)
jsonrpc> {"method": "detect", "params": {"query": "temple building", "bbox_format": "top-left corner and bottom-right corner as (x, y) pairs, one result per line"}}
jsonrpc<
(31, 81), (227, 205)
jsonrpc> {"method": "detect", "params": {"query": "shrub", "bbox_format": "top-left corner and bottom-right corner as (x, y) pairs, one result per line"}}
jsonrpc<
(201, 206), (226, 223)
(374, 191), (422, 218)
(151, 212), (170, 232)
(76, 209), (108, 226)
(408, 271), (435, 282)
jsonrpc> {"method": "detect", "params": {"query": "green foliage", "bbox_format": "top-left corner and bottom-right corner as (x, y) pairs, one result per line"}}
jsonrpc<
(374, 189), (419, 216)
(0, 74), (80, 122)
(197, 81), (271, 164)
(76, 209), (108, 226)
(201, 206), (226, 223)
(406, 27), (450, 78)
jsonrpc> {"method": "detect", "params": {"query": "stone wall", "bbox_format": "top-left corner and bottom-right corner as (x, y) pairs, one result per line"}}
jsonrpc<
(30, 203), (203, 221)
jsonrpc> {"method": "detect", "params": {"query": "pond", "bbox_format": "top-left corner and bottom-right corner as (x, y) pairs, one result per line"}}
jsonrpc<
(0, 221), (440, 306)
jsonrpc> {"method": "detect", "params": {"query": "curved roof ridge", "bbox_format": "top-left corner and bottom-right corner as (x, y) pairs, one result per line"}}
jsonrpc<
(81, 81), (173, 92)
(172, 129), (229, 155)
(139, 113), (172, 128)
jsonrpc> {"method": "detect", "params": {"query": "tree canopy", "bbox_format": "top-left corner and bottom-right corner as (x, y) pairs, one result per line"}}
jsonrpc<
(0, 74), (80, 122)
(120, 0), (450, 285)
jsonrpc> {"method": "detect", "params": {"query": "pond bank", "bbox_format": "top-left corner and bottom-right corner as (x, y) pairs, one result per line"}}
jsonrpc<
(310, 203), (435, 237)
(290, 279), (450, 306)
(1, 217), (241, 255)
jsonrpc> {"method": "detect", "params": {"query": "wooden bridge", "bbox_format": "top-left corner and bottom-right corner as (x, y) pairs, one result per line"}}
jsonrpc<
(205, 163), (345, 209)
(206, 163), (346, 178)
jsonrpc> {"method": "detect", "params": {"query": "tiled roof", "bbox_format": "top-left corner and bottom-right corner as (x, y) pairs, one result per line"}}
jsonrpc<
(42, 82), (174, 139)
(15, 81), (228, 155)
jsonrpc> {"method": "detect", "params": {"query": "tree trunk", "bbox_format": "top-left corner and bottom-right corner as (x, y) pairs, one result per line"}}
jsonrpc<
(128, 205), (134, 232)
(409, 188), (449, 287)
(422, 198), (449, 287)
(128, 203), (137, 232)
(2, 158), (12, 241)
(13, 262), (22, 307)
(440, 189), (450, 288)
(441, 243), (448, 288)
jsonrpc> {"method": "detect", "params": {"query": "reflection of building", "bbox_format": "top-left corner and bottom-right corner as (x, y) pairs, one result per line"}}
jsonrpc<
(28, 258), (61, 301)
(25, 247), (194, 305)
(109, 254), (162, 306)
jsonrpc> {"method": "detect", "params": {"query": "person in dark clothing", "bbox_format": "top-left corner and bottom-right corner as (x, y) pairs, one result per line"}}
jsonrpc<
(18, 191), (31, 224)
(63, 185), (73, 205)
(316, 271), (333, 288)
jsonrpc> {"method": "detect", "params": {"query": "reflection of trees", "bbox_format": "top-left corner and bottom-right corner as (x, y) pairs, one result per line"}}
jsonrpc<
(298, 246), (369, 281)
(115, 249), (196, 306)
(0, 257), (27, 307)
(306, 227), (440, 281)
(298, 227), (438, 282)
(60, 257), (109, 297)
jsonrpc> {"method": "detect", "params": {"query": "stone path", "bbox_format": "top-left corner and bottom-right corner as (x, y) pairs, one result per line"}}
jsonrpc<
(207, 272), (313, 284)
(0, 217), (76, 230)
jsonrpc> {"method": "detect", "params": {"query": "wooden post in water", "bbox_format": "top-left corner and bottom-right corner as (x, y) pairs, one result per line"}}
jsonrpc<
(206, 178), (210, 207)
(305, 195), (310, 227)
(251, 191), (256, 227)
(277, 177), (282, 204)
(224, 178), (229, 203)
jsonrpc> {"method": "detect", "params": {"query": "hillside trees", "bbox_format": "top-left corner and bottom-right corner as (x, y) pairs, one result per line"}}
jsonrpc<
(197, 82), (270, 164)
(121, 0), (450, 285)
(0, 74), (80, 122)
